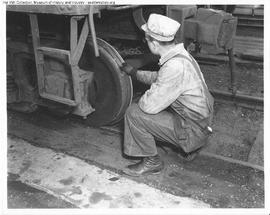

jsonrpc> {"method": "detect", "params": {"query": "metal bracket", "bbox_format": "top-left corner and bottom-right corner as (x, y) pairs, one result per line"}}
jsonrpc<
(89, 6), (100, 57)
(29, 14), (45, 95)
(228, 48), (237, 95)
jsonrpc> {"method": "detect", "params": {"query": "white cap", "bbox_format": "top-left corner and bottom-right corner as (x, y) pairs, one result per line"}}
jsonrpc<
(141, 13), (181, 42)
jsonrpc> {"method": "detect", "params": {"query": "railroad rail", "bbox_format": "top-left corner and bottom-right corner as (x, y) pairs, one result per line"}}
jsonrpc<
(233, 5), (263, 29)
(210, 89), (263, 111)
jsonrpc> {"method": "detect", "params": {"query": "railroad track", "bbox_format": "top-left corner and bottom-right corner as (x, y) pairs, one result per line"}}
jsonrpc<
(233, 5), (263, 29)
(131, 88), (263, 114)
(210, 89), (263, 111)
(236, 16), (263, 28)
(233, 5), (263, 40)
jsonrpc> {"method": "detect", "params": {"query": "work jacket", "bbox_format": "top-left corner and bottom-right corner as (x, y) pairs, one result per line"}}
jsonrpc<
(137, 43), (212, 121)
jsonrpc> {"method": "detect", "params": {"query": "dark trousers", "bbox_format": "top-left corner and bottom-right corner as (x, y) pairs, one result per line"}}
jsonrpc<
(124, 103), (181, 157)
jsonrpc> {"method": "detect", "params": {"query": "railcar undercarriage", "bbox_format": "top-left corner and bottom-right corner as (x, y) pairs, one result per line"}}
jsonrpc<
(7, 6), (134, 126)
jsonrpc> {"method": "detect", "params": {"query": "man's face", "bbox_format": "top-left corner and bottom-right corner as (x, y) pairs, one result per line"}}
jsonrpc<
(145, 34), (159, 55)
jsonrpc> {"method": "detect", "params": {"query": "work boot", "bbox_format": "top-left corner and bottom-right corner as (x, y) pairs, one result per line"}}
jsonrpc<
(123, 155), (164, 177)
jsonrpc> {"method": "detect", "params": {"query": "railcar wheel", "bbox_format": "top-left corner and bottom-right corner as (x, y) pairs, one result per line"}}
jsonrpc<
(79, 37), (133, 127)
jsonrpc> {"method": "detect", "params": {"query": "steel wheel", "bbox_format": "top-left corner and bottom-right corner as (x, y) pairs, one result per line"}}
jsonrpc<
(79, 37), (133, 127)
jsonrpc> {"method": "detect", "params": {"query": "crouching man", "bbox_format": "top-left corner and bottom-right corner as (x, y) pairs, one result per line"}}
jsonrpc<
(121, 13), (214, 177)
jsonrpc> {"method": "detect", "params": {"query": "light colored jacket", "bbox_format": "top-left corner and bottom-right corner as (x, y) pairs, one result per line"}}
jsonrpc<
(137, 43), (211, 120)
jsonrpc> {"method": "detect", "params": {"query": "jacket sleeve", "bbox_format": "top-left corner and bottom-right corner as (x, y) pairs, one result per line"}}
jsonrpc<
(138, 59), (185, 114)
(136, 70), (158, 85)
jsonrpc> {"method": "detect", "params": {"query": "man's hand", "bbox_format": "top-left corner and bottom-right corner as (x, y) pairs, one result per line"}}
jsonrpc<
(120, 62), (137, 77)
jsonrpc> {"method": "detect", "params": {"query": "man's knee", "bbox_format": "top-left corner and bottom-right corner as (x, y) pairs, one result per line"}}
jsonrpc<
(125, 103), (143, 120)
